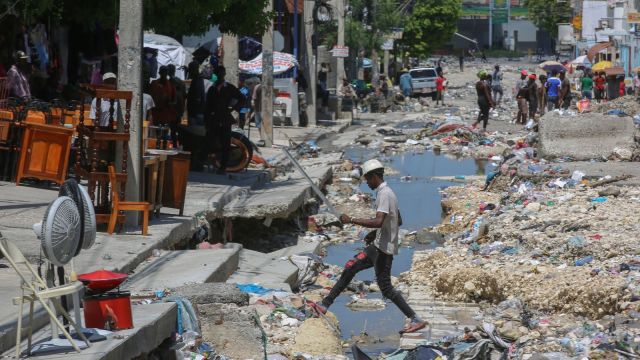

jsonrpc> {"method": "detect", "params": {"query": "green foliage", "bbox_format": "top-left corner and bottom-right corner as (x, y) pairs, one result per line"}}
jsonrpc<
(345, 0), (402, 53)
(1, 0), (273, 37)
(525, 0), (572, 37)
(401, 0), (461, 58)
(145, 0), (273, 37)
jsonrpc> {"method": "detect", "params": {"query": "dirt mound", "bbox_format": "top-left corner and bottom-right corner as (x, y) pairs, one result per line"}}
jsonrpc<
(591, 95), (640, 115)
(290, 317), (343, 356)
(435, 267), (505, 303)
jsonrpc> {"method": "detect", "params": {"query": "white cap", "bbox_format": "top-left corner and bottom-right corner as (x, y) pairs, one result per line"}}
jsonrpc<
(102, 72), (117, 81)
(362, 159), (384, 177)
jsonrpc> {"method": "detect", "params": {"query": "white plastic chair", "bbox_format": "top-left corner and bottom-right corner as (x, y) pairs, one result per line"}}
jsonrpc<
(0, 238), (89, 357)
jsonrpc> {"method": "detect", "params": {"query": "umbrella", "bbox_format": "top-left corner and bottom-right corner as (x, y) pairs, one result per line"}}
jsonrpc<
(570, 55), (591, 68)
(239, 51), (298, 75)
(538, 60), (566, 73)
(592, 61), (612, 71)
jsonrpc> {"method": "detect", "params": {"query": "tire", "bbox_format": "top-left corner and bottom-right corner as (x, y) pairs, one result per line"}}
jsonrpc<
(214, 132), (254, 173)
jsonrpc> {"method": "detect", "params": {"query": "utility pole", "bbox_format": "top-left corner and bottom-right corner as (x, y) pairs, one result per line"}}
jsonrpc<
(336, 0), (345, 119)
(488, 0), (493, 48)
(223, 35), (239, 86)
(261, 0), (274, 147)
(118, 0), (143, 227)
(304, 0), (317, 125)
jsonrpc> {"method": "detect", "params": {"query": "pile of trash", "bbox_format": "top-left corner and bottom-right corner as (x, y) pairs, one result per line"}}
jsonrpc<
(400, 152), (640, 357)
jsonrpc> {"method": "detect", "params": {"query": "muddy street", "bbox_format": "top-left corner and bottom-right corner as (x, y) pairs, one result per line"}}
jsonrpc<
(272, 57), (640, 359)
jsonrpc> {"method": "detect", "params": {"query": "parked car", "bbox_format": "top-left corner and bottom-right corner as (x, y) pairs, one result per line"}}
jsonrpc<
(409, 67), (438, 99)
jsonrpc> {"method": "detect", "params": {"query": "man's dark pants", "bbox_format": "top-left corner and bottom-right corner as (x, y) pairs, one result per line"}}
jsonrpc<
(206, 118), (231, 171)
(321, 244), (416, 319)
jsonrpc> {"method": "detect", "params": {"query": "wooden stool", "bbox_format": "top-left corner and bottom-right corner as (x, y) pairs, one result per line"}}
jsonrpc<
(107, 165), (150, 235)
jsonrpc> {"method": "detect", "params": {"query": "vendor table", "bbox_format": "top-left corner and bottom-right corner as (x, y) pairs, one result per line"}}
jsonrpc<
(146, 149), (190, 216)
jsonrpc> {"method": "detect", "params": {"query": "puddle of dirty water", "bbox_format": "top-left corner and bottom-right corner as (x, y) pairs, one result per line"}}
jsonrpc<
(324, 149), (490, 357)
(325, 242), (416, 357)
(344, 148), (491, 230)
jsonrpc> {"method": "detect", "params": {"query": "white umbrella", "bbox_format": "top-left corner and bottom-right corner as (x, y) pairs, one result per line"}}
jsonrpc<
(570, 55), (591, 68)
(239, 51), (298, 75)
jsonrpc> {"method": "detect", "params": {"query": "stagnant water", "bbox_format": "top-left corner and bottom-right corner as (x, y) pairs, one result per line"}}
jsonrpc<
(325, 148), (490, 357)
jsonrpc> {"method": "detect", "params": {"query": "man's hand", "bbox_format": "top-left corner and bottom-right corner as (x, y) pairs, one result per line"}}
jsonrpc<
(364, 230), (376, 244)
(340, 214), (351, 224)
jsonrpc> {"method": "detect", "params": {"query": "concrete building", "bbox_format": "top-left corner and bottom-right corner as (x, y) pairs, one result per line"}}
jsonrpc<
(453, 0), (550, 53)
(574, 0), (640, 77)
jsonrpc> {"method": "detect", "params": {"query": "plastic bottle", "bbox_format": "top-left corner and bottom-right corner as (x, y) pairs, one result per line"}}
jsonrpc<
(575, 255), (594, 266)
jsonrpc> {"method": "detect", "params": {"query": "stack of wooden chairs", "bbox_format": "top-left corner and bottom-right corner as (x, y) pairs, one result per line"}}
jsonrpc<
(74, 87), (134, 230)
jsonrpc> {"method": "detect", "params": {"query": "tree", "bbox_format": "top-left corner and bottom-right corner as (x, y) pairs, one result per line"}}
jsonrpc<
(345, 0), (402, 55)
(144, 0), (273, 37)
(344, 0), (403, 80)
(401, 0), (461, 58)
(525, 0), (572, 38)
(0, 0), (273, 37)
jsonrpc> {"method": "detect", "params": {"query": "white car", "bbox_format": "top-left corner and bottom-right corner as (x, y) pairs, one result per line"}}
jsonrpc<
(410, 67), (438, 99)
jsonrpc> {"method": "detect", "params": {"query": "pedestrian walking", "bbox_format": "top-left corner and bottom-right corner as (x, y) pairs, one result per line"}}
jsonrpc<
(619, 78), (626, 97)
(515, 75), (530, 125)
(594, 72), (606, 103)
(633, 71), (640, 99)
(204, 66), (243, 175)
(472, 70), (494, 131)
(435, 71), (446, 106)
(545, 70), (561, 110)
(515, 70), (528, 123)
(309, 159), (428, 334)
(491, 65), (503, 106)
(581, 70), (593, 100)
(459, 51), (464, 72)
(527, 74), (538, 121)
(558, 71), (572, 110)
(251, 82), (263, 136)
(538, 74), (547, 116)
(399, 69), (412, 97)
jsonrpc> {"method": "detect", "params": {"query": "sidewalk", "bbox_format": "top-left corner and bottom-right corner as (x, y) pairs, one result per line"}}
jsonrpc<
(0, 121), (349, 356)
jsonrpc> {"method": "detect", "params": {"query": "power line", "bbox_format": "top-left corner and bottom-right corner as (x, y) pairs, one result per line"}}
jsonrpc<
(0, 0), (22, 22)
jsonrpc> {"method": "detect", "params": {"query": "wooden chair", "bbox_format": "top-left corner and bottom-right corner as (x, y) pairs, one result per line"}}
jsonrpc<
(107, 165), (150, 235)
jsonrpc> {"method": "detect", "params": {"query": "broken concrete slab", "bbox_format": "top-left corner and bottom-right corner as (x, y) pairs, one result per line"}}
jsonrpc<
(171, 283), (249, 306)
(226, 249), (299, 291)
(538, 113), (635, 160)
(223, 166), (333, 219)
(3, 302), (176, 360)
(125, 244), (242, 296)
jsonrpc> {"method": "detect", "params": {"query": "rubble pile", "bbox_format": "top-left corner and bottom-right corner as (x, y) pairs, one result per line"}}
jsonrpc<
(591, 95), (640, 115)
(402, 169), (640, 356)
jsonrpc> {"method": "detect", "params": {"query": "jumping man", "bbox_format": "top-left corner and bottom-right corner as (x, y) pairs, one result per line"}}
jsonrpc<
(311, 159), (428, 334)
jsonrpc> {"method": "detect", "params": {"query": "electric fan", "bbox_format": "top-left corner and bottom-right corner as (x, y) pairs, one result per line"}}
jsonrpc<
(39, 196), (82, 267)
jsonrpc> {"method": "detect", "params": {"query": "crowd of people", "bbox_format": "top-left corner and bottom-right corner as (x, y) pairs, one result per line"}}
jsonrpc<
(471, 63), (637, 131)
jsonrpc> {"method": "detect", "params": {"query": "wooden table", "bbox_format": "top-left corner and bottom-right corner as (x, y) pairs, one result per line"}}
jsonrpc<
(143, 154), (167, 217)
(146, 149), (190, 216)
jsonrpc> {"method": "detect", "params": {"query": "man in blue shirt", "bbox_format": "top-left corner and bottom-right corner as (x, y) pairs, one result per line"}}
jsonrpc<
(399, 69), (413, 97)
(545, 70), (561, 111)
